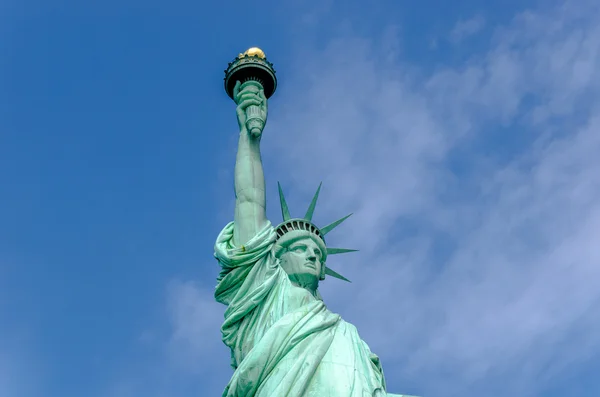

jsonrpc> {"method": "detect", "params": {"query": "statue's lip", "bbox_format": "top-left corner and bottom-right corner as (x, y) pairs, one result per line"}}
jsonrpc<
(304, 262), (317, 269)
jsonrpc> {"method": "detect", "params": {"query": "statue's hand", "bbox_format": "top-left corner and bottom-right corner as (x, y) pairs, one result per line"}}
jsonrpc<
(233, 80), (268, 138)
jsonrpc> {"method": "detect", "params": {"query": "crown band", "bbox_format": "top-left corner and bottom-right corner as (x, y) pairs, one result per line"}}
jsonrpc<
(275, 218), (324, 242)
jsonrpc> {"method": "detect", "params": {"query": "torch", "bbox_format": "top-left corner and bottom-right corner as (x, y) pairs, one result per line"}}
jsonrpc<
(224, 47), (277, 136)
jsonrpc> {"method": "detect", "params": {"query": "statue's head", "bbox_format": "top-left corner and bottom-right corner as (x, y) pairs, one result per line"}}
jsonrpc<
(273, 232), (327, 293)
(272, 183), (356, 292)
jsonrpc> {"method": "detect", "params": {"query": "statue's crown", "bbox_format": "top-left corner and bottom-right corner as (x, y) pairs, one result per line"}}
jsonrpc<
(275, 182), (356, 282)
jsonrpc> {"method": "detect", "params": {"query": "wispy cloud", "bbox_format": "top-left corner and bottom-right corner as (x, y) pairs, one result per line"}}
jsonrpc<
(260, 1), (600, 396)
(98, 280), (230, 397)
(165, 279), (229, 377)
(153, 1), (600, 396)
(0, 353), (12, 397)
(449, 15), (486, 43)
(0, 342), (40, 397)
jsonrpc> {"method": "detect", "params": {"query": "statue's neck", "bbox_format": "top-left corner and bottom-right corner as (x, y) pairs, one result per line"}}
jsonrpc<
(288, 274), (320, 299)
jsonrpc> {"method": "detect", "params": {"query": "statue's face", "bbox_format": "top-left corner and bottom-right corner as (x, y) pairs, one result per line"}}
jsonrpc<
(279, 237), (323, 283)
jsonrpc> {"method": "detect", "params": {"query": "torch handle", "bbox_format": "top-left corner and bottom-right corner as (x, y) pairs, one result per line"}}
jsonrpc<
(245, 104), (265, 137)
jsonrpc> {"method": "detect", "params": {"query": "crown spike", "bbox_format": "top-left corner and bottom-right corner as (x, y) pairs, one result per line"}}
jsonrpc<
(324, 266), (351, 282)
(321, 213), (353, 236)
(326, 247), (358, 255)
(304, 182), (322, 221)
(277, 182), (291, 221)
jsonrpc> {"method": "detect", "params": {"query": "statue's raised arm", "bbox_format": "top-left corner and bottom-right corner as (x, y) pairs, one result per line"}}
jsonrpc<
(232, 79), (268, 246)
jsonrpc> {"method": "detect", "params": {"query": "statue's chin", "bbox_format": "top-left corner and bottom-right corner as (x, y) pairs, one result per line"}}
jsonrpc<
(287, 273), (319, 293)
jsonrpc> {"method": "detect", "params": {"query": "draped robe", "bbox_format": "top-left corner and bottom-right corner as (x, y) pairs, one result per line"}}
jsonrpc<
(214, 221), (408, 397)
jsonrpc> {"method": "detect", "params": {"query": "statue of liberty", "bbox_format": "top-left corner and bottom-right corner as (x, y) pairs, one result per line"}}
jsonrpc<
(214, 48), (414, 397)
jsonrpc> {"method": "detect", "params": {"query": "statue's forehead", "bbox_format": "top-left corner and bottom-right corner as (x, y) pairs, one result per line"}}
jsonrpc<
(288, 237), (320, 247)
(284, 235), (325, 251)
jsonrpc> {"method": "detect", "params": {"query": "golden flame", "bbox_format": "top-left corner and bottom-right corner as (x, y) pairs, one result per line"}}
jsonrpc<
(239, 47), (266, 59)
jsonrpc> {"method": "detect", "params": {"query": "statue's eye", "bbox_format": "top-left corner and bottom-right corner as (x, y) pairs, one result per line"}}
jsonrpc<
(292, 246), (305, 253)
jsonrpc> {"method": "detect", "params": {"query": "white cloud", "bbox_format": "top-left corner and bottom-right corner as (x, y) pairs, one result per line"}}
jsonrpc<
(259, 0), (600, 396)
(0, 344), (40, 397)
(449, 15), (486, 43)
(0, 354), (11, 397)
(99, 280), (231, 397)
(165, 279), (230, 378)
(161, 0), (600, 396)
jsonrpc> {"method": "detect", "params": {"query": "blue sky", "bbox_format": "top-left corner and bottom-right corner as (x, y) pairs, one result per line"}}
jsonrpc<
(2, 0), (600, 396)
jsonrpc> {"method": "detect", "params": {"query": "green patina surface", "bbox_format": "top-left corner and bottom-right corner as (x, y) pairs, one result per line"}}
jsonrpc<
(214, 49), (420, 397)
